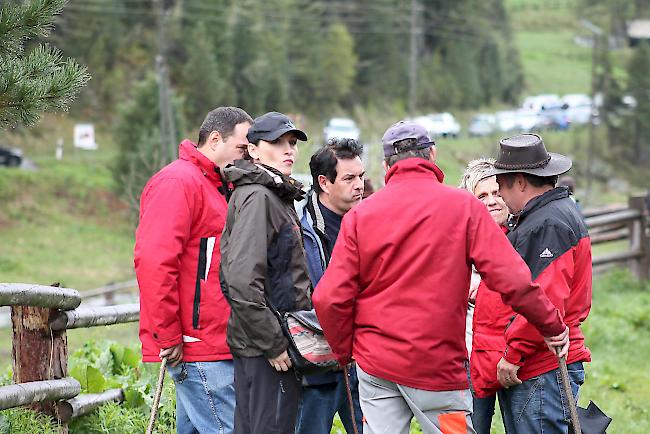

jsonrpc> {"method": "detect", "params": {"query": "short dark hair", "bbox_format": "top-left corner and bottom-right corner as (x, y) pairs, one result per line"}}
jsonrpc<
(197, 107), (253, 147)
(384, 138), (432, 167)
(310, 138), (364, 194)
(498, 172), (558, 188)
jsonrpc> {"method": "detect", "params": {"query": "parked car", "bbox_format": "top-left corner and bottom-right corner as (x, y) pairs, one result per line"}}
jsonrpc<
(540, 104), (571, 130)
(515, 109), (546, 133)
(562, 94), (593, 125)
(468, 114), (496, 136)
(411, 115), (439, 138)
(0, 145), (23, 167)
(521, 94), (563, 112)
(426, 112), (461, 138)
(323, 117), (360, 142)
(494, 110), (519, 133)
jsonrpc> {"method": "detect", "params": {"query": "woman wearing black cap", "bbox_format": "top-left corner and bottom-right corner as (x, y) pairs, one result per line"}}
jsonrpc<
(220, 112), (312, 434)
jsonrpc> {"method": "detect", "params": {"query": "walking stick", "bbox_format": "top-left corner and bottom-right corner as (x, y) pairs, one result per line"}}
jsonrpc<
(343, 364), (360, 434)
(146, 356), (168, 434)
(557, 351), (581, 434)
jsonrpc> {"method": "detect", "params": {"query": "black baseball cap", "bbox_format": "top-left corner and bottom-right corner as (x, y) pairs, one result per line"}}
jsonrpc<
(247, 112), (308, 143)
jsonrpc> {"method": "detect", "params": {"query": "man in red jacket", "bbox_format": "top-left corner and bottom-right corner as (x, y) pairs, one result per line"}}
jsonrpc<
(490, 134), (592, 434)
(312, 121), (571, 434)
(135, 107), (252, 434)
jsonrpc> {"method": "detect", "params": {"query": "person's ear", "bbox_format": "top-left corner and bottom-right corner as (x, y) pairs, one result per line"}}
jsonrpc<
(429, 146), (437, 162)
(208, 131), (222, 151)
(382, 160), (389, 173)
(318, 174), (330, 194)
(247, 143), (259, 161)
(517, 174), (527, 191)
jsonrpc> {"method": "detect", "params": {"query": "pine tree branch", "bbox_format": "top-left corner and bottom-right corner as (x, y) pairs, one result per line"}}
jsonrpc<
(0, 44), (90, 128)
(0, 0), (66, 56)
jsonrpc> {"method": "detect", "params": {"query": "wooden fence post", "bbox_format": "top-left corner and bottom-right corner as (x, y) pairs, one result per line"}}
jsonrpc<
(628, 196), (649, 281)
(11, 283), (69, 432)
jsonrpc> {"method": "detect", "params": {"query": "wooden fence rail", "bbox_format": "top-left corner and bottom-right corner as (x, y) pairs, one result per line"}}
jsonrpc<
(0, 195), (647, 430)
(0, 378), (80, 411)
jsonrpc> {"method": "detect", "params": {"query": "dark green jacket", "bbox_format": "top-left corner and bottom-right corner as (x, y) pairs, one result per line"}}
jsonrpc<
(220, 159), (312, 358)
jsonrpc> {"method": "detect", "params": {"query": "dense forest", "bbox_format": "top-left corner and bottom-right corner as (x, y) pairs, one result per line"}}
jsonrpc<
(52, 0), (523, 125)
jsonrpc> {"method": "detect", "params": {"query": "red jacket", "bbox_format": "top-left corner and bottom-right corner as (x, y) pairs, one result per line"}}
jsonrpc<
(470, 227), (515, 398)
(135, 140), (232, 362)
(503, 188), (592, 381)
(313, 159), (566, 391)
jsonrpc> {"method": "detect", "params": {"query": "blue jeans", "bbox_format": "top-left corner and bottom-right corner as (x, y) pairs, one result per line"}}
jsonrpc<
(497, 362), (585, 434)
(167, 361), (236, 434)
(295, 368), (363, 434)
(472, 395), (497, 434)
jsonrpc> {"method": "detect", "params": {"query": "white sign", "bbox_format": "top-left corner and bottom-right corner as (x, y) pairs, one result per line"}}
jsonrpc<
(74, 124), (97, 150)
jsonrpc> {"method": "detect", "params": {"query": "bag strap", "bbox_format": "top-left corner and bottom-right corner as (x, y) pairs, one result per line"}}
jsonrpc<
(343, 364), (360, 434)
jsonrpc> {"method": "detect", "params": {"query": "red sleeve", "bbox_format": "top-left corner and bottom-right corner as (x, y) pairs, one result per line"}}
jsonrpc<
(312, 210), (360, 366)
(468, 200), (565, 338)
(134, 177), (192, 349)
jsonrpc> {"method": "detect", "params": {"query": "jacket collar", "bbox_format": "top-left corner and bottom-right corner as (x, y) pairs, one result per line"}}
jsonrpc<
(510, 187), (570, 228)
(304, 190), (327, 236)
(178, 140), (222, 184)
(223, 159), (305, 202)
(384, 158), (445, 185)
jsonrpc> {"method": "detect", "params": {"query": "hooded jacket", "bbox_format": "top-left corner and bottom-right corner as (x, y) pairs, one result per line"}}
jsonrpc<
(312, 158), (566, 391)
(220, 159), (312, 359)
(503, 187), (592, 381)
(135, 140), (232, 362)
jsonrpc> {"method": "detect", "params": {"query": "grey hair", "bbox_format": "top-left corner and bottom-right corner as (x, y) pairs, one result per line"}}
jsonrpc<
(459, 158), (496, 194)
(384, 138), (433, 167)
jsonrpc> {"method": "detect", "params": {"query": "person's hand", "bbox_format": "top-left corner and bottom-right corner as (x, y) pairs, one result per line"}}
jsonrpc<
(160, 343), (183, 367)
(544, 325), (570, 358)
(468, 280), (480, 303)
(268, 351), (292, 372)
(497, 357), (522, 388)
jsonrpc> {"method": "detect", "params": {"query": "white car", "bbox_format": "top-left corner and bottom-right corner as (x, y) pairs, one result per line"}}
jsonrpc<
(423, 112), (460, 138)
(562, 94), (593, 125)
(495, 110), (519, 133)
(515, 109), (546, 132)
(323, 118), (361, 142)
(521, 94), (563, 112)
(468, 114), (496, 137)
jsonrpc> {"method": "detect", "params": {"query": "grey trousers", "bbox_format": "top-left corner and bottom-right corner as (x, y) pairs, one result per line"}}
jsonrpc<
(357, 365), (476, 434)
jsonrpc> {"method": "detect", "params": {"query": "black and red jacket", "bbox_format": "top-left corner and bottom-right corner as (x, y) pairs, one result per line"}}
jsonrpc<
(503, 187), (592, 380)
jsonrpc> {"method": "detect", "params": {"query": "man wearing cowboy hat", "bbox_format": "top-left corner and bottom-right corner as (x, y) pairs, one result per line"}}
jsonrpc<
(488, 134), (593, 434)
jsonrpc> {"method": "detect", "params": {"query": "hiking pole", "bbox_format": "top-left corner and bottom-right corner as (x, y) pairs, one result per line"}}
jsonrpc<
(557, 350), (582, 434)
(146, 356), (168, 434)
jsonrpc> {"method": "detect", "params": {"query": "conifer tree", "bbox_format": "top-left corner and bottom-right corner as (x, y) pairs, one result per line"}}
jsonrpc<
(0, 0), (89, 128)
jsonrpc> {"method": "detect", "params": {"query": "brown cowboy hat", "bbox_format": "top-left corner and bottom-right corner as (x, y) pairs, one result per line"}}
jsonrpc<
(487, 133), (572, 177)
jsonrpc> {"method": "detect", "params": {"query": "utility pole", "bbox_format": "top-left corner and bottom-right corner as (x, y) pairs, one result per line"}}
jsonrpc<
(408, 0), (419, 117)
(154, 0), (177, 165)
(580, 19), (603, 206)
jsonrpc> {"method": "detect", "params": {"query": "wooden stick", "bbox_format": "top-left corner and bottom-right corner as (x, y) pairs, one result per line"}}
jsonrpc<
(558, 355), (581, 434)
(146, 357), (167, 434)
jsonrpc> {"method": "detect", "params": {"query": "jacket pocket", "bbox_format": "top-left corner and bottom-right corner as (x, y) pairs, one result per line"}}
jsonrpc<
(267, 223), (296, 313)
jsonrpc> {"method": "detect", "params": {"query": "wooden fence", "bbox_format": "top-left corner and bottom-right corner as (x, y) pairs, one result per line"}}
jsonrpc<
(0, 195), (647, 430)
(585, 195), (650, 280)
(0, 283), (138, 432)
